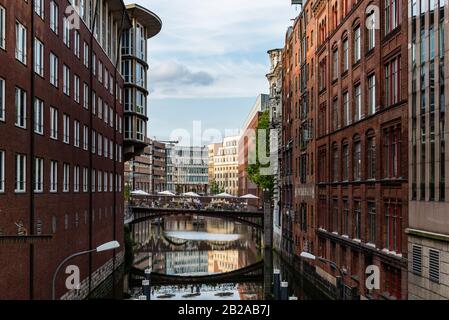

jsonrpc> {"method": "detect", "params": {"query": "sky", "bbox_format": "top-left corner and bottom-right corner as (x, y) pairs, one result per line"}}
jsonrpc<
(124, 0), (298, 145)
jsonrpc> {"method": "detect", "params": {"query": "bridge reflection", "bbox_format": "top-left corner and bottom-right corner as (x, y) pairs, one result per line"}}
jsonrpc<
(130, 260), (264, 286)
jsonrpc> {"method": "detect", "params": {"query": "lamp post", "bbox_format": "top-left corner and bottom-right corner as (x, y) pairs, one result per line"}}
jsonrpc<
(300, 251), (346, 300)
(52, 240), (120, 300)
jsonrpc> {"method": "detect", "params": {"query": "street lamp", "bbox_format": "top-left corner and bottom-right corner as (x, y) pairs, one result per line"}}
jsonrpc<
(52, 240), (120, 300)
(300, 251), (346, 300)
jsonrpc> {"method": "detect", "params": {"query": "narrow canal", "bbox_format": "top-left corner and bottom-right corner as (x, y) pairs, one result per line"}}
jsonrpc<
(126, 215), (328, 300)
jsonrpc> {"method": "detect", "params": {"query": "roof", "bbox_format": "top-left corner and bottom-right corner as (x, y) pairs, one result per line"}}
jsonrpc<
(126, 3), (162, 38)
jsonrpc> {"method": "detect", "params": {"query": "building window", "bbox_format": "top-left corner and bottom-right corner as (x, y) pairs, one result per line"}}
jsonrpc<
(74, 30), (80, 58)
(83, 167), (88, 192)
(343, 91), (349, 126)
(367, 10), (376, 50)
(0, 77), (4, 121)
(15, 87), (27, 129)
(34, 38), (44, 76)
(332, 98), (338, 131)
(319, 58), (327, 91)
(342, 38), (349, 72)
(332, 144), (339, 182)
(91, 169), (95, 191)
(50, 160), (58, 192)
(412, 245), (422, 275)
(342, 143), (349, 181)
(367, 202), (376, 243)
(354, 83), (361, 122)
(74, 75), (80, 103)
(354, 201), (361, 239)
(50, 107), (58, 140)
(367, 134), (376, 179)
(383, 125), (401, 178)
(332, 200), (339, 233)
(50, 52), (58, 87)
(34, 157), (43, 192)
(83, 42), (89, 68)
(34, 98), (44, 134)
(332, 48), (338, 80)
(353, 140), (361, 181)
(0, 150), (4, 192)
(63, 114), (70, 144)
(0, 5), (6, 50)
(343, 200), (349, 236)
(385, 200), (401, 252)
(98, 170), (102, 192)
(353, 26), (361, 63)
(74, 165), (80, 193)
(15, 154), (26, 193)
(50, 0), (59, 34)
(63, 65), (70, 96)
(63, 163), (69, 192)
(15, 21), (27, 64)
(83, 83), (89, 109)
(91, 129), (96, 154)
(63, 16), (70, 47)
(368, 74), (376, 115)
(429, 249), (440, 283)
(385, 0), (399, 35)
(83, 125), (88, 151)
(74, 120), (80, 148)
(385, 57), (400, 106)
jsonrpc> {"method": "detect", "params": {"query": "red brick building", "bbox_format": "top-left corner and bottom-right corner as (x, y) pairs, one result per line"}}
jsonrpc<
(280, 0), (409, 299)
(0, 0), (160, 299)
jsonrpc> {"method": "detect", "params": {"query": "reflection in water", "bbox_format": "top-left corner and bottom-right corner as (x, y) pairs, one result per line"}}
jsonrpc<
(128, 215), (328, 300)
(130, 216), (263, 300)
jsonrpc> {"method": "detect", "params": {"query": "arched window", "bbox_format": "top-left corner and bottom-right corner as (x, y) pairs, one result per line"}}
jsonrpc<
(353, 135), (361, 181)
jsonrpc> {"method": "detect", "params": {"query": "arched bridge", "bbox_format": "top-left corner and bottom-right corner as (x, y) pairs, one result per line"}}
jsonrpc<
(130, 260), (264, 286)
(127, 206), (264, 230)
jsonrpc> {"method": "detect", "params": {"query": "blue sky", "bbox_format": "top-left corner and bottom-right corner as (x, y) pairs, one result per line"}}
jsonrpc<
(124, 0), (298, 144)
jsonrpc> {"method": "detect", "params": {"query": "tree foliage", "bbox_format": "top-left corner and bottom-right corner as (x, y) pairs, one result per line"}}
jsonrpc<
(246, 110), (274, 196)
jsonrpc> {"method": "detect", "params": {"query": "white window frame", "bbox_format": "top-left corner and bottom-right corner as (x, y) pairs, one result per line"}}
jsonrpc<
(83, 125), (89, 150)
(34, 157), (44, 192)
(83, 42), (89, 68)
(353, 26), (361, 63)
(34, 0), (45, 19)
(0, 5), (6, 50)
(34, 37), (44, 76)
(74, 30), (80, 58)
(34, 98), (44, 135)
(63, 16), (70, 47)
(0, 150), (4, 193)
(50, 160), (58, 192)
(74, 75), (80, 103)
(15, 87), (27, 129)
(50, 107), (58, 140)
(63, 113), (70, 144)
(83, 167), (88, 192)
(50, 52), (58, 87)
(15, 21), (27, 64)
(15, 154), (26, 193)
(74, 165), (80, 192)
(74, 120), (80, 147)
(50, 0), (59, 34)
(83, 83), (89, 109)
(63, 163), (70, 192)
(63, 65), (70, 96)
(0, 77), (5, 121)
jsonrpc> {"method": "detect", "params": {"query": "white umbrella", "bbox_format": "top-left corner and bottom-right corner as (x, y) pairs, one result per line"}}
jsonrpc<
(215, 192), (234, 198)
(130, 190), (150, 196)
(240, 194), (259, 199)
(182, 192), (200, 197)
(158, 190), (175, 196)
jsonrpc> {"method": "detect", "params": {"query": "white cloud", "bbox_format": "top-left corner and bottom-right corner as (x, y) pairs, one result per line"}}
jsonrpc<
(125, 0), (297, 99)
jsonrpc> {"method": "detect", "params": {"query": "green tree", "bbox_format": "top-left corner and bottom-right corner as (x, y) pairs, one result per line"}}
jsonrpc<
(246, 110), (274, 197)
(209, 180), (224, 194)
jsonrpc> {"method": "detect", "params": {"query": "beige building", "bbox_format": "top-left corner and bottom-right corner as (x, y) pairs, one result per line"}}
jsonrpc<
(208, 136), (240, 196)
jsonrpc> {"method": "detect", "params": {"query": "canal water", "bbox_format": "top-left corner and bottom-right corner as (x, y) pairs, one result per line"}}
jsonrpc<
(127, 215), (328, 300)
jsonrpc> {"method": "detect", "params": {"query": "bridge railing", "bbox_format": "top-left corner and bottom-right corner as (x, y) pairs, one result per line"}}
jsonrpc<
(127, 195), (261, 213)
